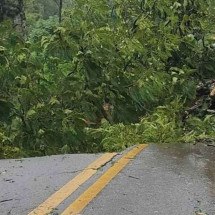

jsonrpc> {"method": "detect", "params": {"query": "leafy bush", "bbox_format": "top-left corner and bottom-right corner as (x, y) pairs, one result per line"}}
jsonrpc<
(86, 120), (141, 152)
(137, 98), (184, 143)
(185, 115), (215, 138)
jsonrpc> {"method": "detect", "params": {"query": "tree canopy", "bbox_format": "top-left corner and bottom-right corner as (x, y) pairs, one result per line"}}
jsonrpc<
(0, 0), (215, 158)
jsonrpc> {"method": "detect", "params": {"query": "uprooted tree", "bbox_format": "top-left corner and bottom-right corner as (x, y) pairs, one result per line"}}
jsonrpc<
(0, 0), (215, 158)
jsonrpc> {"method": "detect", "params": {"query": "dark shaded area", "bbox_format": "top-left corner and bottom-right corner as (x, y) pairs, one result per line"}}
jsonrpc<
(0, 0), (21, 22)
(184, 80), (215, 119)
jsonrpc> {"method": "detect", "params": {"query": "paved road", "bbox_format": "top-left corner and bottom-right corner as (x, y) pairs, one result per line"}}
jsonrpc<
(0, 154), (103, 215)
(0, 143), (214, 215)
(84, 144), (215, 215)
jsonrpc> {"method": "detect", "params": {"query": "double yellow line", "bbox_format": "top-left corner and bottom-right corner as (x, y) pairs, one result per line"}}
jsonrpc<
(28, 144), (147, 215)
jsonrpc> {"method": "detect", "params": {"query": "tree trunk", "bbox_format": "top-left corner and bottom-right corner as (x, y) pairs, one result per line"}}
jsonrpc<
(59, 0), (63, 23)
(13, 0), (26, 37)
(0, 0), (26, 37)
(0, 0), (6, 22)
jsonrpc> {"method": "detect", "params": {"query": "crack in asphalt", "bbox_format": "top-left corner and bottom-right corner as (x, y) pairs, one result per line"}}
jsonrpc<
(0, 198), (20, 204)
(0, 199), (13, 204)
(121, 207), (134, 214)
(120, 172), (141, 180)
(93, 153), (119, 171)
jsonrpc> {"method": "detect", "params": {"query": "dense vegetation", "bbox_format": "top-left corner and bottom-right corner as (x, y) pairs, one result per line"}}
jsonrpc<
(0, 0), (215, 158)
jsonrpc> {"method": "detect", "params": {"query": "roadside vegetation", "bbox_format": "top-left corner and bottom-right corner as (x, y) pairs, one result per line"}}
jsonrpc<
(0, 0), (215, 158)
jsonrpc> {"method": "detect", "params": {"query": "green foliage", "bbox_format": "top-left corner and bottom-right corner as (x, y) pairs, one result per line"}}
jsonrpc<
(86, 120), (141, 152)
(185, 115), (215, 137)
(28, 16), (59, 42)
(89, 99), (215, 151)
(0, 0), (215, 158)
(137, 98), (184, 143)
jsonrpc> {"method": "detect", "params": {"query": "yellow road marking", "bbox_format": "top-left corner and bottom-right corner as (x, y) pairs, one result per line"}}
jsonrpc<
(61, 144), (148, 215)
(28, 153), (117, 215)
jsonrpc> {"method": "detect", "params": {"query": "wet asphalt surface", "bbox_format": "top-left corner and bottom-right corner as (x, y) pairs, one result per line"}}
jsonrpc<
(0, 143), (214, 215)
(0, 154), (102, 215)
(84, 143), (215, 215)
